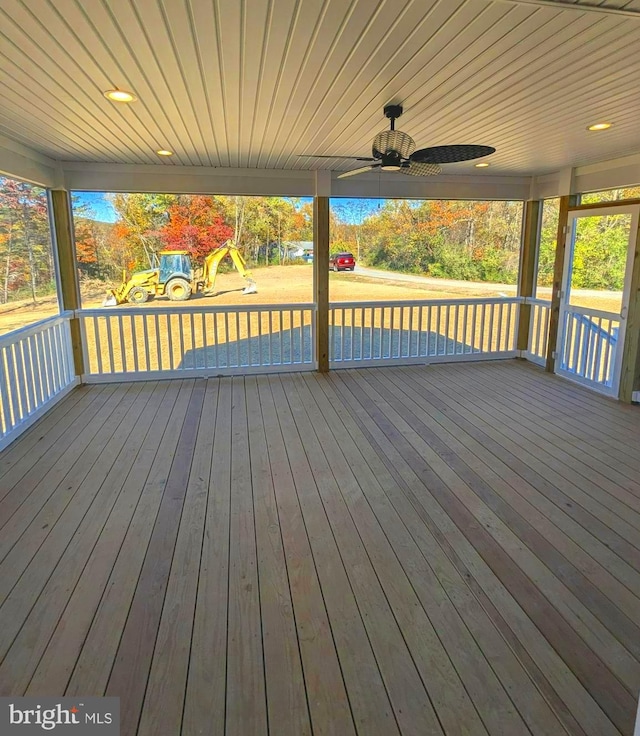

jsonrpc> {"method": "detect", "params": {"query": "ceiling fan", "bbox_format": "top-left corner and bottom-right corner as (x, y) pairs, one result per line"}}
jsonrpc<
(299, 105), (495, 179)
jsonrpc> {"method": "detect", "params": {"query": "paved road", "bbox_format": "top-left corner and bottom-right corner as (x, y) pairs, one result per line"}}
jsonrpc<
(353, 265), (621, 300)
(353, 265), (517, 295)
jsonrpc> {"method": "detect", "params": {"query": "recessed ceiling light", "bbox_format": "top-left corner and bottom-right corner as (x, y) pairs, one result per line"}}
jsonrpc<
(156, 149), (173, 156)
(475, 162), (490, 168)
(587, 122), (612, 131)
(103, 89), (137, 103)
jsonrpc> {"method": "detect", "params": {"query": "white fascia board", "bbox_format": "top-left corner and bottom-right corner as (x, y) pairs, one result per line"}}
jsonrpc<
(574, 156), (640, 195)
(331, 172), (532, 201)
(62, 162), (317, 196)
(0, 134), (58, 188)
(531, 173), (561, 200)
(538, 150), (640, 199)
(61, 161), (532, 200)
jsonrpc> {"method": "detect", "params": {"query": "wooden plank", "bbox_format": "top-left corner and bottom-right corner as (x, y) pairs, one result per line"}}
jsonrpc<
(65, 380), (189, 696)
(0, 386), (119, 536)
(50, 189), (83, 377)
(105, 380), (204, 736)
(314, 196), (330, 372)
(517, 199), (541, 351)
(23, 381), (172, 694)
(0, 382), (156, 690)
(306, 371), (570, 736)
(471, 361), (640, 476)
(352, 367), (640, 701)
(372, 367), (640, 662)
(0, 384), (90, 477)
(0, 385), (108, 501)
(293, 373), (522, 734)
(423, 365), (640, 547)
(619, 212), (640, 402)
(324, 374), (618, 735)
(183, 378), (232, 736)
(408, 365), (640, 567)
(137, 379), (219, 735)
(0, 384), (140, 611)
(397, 364), (640, 602)
(274, 374), (440, 736)
(454, 361), (640, 497)
(325, 369), (614, 736)
(546, 194), (577, 372)
(497, 361), (640, 438)
(225, 377), (268, 736)
(243, 376), (311, 736)
(254, 375), (356, 736)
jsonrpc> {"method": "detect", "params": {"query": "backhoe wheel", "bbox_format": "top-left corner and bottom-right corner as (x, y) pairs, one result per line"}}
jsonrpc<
(128, 286), (149, 304)
(166, 278), (192, 301)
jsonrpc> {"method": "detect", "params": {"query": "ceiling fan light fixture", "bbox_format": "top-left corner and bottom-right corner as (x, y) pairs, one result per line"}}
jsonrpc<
(380, 151), (403, 171)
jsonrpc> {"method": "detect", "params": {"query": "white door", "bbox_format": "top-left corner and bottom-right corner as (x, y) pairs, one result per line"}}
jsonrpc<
(556, 205), (639, 397)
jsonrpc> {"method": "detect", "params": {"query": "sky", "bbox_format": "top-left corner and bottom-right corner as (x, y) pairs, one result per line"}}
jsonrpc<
(72, 191), (387, 225)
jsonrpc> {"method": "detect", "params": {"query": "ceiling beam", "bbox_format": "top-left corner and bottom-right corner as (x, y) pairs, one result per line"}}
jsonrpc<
(496, 0), (640, 17)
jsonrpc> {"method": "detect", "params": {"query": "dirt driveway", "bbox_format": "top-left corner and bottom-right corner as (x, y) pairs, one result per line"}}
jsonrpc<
(0, 264), (623, 336)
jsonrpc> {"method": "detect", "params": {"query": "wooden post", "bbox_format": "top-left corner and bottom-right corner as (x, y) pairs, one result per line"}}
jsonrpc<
(516, 199), (541, 353)
(314, 196), (330, 372)
(619, 215), (640, 402)
(50, 189), (84, 378)
(545, 194), (577, 373)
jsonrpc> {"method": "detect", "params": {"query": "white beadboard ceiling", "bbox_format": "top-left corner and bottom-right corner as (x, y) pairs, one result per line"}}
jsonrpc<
(1, 0), (640, 176)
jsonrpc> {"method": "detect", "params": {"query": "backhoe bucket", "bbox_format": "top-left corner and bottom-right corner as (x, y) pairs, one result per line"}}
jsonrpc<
(102, 290), (118, 307)
(242, 279), (258, 295)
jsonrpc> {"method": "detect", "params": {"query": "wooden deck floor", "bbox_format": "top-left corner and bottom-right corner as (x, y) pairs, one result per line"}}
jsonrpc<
(1, 361), (639, 736)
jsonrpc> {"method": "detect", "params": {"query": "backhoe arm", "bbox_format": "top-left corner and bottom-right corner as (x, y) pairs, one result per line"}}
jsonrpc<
(201, 244), (257, 295)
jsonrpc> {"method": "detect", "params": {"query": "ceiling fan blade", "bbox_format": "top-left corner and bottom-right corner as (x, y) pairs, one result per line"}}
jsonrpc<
(411, 145), (495, 164)
(400, 161), (442, 176)
(336, 164), (380, 179)
(297, 154), (376, 161)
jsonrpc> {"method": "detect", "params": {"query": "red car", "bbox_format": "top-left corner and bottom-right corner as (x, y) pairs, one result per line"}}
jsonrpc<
(329, 252), (356, 271)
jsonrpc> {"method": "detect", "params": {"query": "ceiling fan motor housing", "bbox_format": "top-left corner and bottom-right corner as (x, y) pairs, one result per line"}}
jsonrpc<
(372, 130), (415, 160)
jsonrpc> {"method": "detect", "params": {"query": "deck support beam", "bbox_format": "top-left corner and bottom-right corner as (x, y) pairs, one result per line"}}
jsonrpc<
(314, 195), (330, 372)
(546, 194), (578, 373)
(517, 199), (541, 353)
(619, 215), (640, 402)
(50, 189), (84, 378)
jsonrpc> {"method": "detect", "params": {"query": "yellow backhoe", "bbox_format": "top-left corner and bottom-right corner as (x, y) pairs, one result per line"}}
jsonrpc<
(103, 242), (257, 306)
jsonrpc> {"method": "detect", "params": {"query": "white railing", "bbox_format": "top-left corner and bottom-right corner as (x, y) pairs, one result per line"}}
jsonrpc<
(525, 298), (551, 366)
(557, 304), (620, 391)
(0, 312), (77, 450)
(329, 298), (520, 367)
(78, 303), (316, 381)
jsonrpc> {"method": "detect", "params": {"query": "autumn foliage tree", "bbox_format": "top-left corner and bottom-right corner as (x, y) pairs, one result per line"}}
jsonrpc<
(157, 195), (233, 260)
(333, 199), (523, 284)
(0, 177), (53, 304)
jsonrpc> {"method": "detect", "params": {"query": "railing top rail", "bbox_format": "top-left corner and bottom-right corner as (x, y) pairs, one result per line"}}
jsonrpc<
(329, 297), (523, 309)
(77, 303), (315, 317)
(565, 304), (621, 321)
(0, 311), (73, 348)
(524, 297), (552, 307)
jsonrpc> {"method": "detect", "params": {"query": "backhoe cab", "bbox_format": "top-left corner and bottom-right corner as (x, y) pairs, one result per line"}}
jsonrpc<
(103, 243), (257, 306)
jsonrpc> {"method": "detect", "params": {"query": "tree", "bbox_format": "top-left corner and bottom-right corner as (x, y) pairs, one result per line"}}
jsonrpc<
(157, 195), (234, 261)
(110, 193), (174, 268)
(0, 177), (52, 304)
